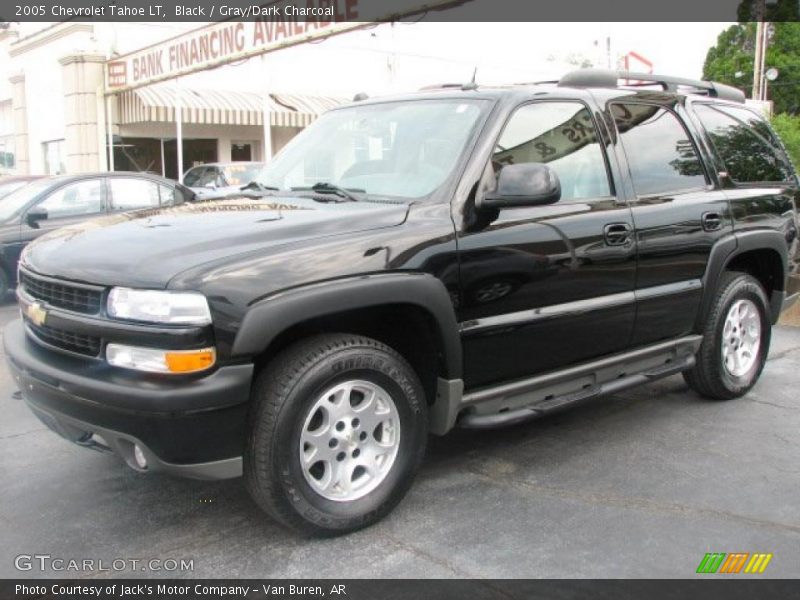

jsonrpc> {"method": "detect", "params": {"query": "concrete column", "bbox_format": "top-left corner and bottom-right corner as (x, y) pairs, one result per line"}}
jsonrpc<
(59, 53), (106, 173)
(9, 73), (29, 175)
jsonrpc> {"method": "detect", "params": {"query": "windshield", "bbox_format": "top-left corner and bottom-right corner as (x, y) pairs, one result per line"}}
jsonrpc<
(256, 99), (487, 200)
(0, 179), (54, 222)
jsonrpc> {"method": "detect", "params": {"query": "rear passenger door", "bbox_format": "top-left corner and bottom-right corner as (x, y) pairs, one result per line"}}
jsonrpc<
(690, 101), (800, 308)
(609, 99), (732, 346)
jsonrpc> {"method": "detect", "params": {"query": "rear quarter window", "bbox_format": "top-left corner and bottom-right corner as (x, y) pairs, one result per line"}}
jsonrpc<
(693, 103), (795, 184)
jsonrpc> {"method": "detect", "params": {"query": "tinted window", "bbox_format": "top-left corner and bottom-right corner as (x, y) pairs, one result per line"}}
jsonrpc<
(612, 103), (706, 196)
(39, 179), (104, 218)
(494, 102), (610, 200)
(693, 104), (794, 183)
(108, 178), (161, 210)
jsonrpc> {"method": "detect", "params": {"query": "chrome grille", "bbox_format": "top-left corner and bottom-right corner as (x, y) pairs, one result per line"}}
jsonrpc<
(20, 270), (103, 315)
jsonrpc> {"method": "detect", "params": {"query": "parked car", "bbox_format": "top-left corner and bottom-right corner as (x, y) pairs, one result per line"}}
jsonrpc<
(0, 175), (43, 200)
(0, 171), (194, 297)
(183, 161), (265, 199)
(5, 71), (799, 536)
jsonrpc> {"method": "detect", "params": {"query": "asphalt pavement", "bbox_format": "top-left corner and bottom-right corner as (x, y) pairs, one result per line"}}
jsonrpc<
(1, 297), (798, 579)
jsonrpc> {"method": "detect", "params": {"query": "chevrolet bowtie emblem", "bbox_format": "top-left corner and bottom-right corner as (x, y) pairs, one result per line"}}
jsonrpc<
(26, 301), (47, 327)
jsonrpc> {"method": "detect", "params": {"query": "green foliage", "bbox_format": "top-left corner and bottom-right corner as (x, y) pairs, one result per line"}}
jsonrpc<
(703, 22), (800, 115)
(771, 113), (800, 168)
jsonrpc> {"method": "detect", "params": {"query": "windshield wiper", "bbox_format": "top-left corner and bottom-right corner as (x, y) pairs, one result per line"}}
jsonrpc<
(291, 182), (364, 202)
(240, 181), (280, 193)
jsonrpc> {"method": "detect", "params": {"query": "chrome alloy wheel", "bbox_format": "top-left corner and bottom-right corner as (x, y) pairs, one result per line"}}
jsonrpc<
(721, 298), (762, 378)
(299, 380), (401, 502)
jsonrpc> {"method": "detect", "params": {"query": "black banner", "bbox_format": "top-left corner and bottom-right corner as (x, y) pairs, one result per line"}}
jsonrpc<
(4, 580), (800, 600)
(1, 0), (799, 23)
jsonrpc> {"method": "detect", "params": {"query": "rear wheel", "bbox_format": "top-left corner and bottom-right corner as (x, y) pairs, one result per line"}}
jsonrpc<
(245, 334), (427, 536)
(683, 272), (771, 400)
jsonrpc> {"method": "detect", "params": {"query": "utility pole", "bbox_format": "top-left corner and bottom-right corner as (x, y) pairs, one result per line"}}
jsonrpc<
(752, 0), (767, 100)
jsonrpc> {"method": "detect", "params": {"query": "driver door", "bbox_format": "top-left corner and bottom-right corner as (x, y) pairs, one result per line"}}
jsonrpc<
(457, 100), (637, 389)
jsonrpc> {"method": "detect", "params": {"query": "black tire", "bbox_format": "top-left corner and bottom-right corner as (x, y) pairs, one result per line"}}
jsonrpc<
(244, 333), (427, 536)
(683, 271), (771, 400)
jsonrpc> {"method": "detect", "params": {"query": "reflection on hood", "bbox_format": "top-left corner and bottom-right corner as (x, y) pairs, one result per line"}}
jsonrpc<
(36, 198), (313, 244)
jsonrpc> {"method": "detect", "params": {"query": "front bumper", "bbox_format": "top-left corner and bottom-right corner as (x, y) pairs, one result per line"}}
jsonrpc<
(4, 319), (253, 479)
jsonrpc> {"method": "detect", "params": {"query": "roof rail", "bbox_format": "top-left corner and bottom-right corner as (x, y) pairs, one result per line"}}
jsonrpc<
(558, 69), (745, 104)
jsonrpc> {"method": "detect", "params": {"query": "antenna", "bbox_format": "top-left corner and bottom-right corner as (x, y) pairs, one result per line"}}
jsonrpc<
(462, 67), (478, 91)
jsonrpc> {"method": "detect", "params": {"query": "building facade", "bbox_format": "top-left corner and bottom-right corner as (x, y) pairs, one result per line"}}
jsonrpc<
(0, 22), (343, 179)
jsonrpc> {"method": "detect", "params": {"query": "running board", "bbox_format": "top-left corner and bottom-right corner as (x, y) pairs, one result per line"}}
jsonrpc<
(457, 336), (701, 430)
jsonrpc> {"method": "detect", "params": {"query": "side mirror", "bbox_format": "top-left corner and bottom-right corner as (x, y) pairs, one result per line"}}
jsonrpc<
(204, 182), (217, 190)
(25, 206), (48, 228)
(480, 163), (561, 210)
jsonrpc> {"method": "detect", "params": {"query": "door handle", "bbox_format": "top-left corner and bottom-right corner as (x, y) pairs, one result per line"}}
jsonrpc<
(701, 212), (723, 232)
(603, 223), (632, 246)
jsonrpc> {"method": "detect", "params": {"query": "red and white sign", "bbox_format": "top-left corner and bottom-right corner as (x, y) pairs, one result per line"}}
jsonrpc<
(105, 0), (465, 93)
(623, 51), (653, 74)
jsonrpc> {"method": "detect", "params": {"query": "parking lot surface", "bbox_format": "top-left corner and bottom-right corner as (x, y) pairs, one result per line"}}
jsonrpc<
(1, 298), (798, 579)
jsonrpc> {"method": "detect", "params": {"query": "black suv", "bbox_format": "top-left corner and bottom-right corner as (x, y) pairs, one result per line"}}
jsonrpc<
(5, 70), (799, 535)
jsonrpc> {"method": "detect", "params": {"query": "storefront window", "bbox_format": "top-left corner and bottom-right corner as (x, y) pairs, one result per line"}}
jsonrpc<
(0, 137), (14, 169)
(43, 139), (65, 175)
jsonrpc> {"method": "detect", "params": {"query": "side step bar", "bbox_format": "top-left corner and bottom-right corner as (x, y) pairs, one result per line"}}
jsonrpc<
(457, 335), (701, 430)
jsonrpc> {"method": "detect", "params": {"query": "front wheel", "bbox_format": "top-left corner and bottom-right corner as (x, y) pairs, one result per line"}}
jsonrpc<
(245, 334), (427, 536)
(683, 272), (771, 400)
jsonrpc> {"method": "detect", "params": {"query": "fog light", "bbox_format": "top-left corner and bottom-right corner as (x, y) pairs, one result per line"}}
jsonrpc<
(106, 343), (216, 374)
(133, 444), (148, 469)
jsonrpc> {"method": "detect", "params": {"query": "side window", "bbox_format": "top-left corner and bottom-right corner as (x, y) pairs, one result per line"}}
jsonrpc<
(182, 167), (206, 187)
(108, 178), (161, 210)
(159, 184), (179, 205)
(38, 179), (104, 218)
(494, 102), (611, 200)
(611, 103), (707, 196)
(693, 103), (794, 183)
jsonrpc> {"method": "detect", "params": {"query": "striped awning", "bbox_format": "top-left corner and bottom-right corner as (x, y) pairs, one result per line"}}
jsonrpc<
(117, 85), (345, 128)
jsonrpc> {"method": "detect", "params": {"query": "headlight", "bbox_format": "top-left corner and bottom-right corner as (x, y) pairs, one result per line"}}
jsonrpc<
(107, 288), (212, 325)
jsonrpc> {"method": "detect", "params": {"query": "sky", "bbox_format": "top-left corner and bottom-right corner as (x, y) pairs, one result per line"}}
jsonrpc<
(82, 20), (734, 98)
(194, 21), (734, 97)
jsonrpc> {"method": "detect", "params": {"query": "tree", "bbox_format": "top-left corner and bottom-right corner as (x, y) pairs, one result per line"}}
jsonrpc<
(771, 113), (800, 168)
(703, 22), (800, 115)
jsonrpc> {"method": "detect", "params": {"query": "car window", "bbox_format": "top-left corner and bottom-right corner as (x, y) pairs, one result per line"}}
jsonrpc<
(38, 179), (104, 219)
(184, 167), (218, 187)
(159, 184), (179, 205)
(611, 103), (707, 196)
(693, 103), (794, 183)
(108, 178), (161, 210)
(183, 167), (206, 187)
(222, 164), (262, 186)
(494, 102), (611, 200)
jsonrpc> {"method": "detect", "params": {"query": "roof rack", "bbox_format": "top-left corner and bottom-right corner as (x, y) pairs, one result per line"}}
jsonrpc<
(557, 69), (745, 104)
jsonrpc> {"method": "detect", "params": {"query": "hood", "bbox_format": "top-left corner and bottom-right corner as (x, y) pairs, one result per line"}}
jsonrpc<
(23, 196), (409, 288)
